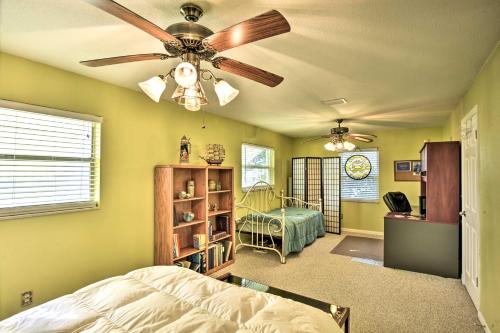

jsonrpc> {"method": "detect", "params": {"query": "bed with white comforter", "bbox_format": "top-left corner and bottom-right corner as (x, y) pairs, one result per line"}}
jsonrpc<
(0, 266), (340, 332)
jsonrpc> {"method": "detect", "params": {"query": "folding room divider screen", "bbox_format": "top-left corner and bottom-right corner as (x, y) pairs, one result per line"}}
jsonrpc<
(292, 157), (341, 234)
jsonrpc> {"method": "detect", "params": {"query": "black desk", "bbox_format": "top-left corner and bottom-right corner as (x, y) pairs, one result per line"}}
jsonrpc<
(384, 213), (460, 278)
(218, 273), (350, 332)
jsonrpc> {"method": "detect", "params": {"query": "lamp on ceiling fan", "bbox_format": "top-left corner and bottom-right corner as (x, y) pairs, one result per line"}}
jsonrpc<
(304, 119), (377, 152)
(79, 0), (291, 111)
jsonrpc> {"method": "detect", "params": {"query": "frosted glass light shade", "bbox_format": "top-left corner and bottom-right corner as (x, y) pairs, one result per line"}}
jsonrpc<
(344, 141), (356, 150)
(138, 76), (166, 102)
(184, 97), (201, 111)
(171, 83), (207, 111)
(174, 62), (197, 88)
(214, 79), (239, 106)
(324, 142), (335, 151)
(324, 140), (356, 152)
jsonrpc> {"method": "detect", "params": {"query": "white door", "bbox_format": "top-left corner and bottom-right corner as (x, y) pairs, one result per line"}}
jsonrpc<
(461, 106), (479, 308)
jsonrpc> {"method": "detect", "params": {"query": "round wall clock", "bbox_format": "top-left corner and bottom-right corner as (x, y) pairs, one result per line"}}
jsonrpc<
(345, 155), (372, 180)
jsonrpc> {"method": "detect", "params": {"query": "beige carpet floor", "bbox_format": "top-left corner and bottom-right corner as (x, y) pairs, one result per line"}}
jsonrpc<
(216, 233), (483, 333)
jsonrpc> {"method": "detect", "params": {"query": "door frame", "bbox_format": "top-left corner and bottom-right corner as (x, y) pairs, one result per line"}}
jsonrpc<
(460, 105), (480, 309)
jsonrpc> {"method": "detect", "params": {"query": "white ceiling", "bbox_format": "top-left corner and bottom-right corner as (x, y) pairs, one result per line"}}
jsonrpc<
(1, 0), (499, 137)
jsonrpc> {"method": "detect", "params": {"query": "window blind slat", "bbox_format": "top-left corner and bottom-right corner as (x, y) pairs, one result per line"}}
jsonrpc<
(0, 102), (101, 218)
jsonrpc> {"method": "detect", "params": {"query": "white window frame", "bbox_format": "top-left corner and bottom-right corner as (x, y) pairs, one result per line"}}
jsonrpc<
(0, 99), (102, 220)
(241, 143), (275, 191)
(340, 148), (379, 203)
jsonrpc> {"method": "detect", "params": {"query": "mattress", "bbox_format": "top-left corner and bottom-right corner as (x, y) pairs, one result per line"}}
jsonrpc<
(0, 266), (340, 332)
(238, 207), (326, 256)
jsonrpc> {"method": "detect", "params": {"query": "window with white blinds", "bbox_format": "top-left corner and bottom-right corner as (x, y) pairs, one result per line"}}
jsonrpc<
(241, 144), (275, 190)
(340, 149), (379, 202)
(0, 100), (102, 219)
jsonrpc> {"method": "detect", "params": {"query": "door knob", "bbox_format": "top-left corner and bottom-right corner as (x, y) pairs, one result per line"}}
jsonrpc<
(459, 211), (466, 217)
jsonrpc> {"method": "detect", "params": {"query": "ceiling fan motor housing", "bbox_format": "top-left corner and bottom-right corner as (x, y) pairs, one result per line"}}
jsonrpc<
(331, 126), (349, 135)
(164, 22), (215, 58)
(164, 3), (215, 59)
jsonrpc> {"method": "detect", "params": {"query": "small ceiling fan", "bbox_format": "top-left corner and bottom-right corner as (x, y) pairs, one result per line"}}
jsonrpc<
(79, 0), (290, 111)
(304, 119), (377, 152)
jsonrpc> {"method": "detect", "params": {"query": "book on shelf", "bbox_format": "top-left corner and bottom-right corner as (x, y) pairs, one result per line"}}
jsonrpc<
(175, 253), (205, 273)
(216, 215), (230, 233)
(223, 240), (232, 262)
(207, 241), (232, 270)
(193, 234), (206, 250)
(208, 220), (213, 240)
(173, 234), (180, 258)
(212, 230), (228, 241)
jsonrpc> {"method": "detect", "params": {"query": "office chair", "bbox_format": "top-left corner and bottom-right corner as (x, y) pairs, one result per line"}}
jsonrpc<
(383, 192), (412, 213)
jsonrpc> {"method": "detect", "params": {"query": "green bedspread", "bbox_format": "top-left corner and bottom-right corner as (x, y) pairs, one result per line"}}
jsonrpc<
(240, 207), (325, 256)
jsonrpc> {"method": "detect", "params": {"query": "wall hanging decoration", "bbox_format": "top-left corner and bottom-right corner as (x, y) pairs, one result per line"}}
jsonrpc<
(345, 155), (372, 180)
(394, 160), (421, 181)
(200, 144), (225, 165)
(179, 135), (191, 163)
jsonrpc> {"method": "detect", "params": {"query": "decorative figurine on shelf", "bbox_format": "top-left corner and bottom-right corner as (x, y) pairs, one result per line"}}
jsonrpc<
(209, 202), (218, 212)
(200, 144), (225, 165)
(178, 191), (187, 199)
(187, 180), (195, 198)
(179, 135), (191, 164)
(208, 179), (217, 191)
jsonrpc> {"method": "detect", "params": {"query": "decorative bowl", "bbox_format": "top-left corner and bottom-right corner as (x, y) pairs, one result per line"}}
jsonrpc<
(183, 212), (195, 222)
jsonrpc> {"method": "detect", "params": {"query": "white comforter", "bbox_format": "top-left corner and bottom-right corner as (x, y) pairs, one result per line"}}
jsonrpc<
(0, 266), (339, 332)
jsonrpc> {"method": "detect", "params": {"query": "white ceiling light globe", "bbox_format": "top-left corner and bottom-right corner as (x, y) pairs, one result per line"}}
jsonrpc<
(174, 62), (197, 88)
(138, 76), (166, 102)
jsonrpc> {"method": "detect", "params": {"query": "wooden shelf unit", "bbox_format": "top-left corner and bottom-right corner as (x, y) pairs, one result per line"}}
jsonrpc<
(154, 165), (235, 274)
(420, 141), (461, 224)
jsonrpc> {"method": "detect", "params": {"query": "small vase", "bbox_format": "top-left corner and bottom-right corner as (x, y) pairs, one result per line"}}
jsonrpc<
(187, 180), (195, 198)
(208, 179), (217, 191)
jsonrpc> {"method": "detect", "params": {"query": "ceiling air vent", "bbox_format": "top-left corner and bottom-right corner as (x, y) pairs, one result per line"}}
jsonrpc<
(321, 98), (348, 106)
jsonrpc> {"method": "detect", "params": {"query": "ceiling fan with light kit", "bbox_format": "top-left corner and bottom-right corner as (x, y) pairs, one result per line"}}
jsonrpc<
(79, 0), (291, 111)
(304, 119), (377, 152)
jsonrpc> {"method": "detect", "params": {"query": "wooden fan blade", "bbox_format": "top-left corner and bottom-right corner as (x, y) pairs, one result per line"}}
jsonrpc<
(212, 57), (284, 87)
(303, 136), (331, 143)
(348, 133), (377, 138)
(80, 53), (170, 67)
(202, 10), (290, 52)
(83, 0), (181, 47)
(347, 134), (374, 143)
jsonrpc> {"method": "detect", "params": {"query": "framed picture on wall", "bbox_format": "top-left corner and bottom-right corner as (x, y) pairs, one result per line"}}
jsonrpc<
(394, 160), (420, 181)
(412, 161), (422, 175)
(395, 161), (411, 172)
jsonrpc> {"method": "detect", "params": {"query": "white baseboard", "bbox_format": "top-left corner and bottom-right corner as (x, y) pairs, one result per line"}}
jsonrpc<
(478, 311), (491, 333)
(341, 228), (384, 239)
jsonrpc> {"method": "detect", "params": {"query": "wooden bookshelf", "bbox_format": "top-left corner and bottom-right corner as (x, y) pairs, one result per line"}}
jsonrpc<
(154, 165), (235, 274)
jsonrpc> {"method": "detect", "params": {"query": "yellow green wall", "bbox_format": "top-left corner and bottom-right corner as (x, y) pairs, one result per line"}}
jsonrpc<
(0, 52), (293, 319)
(292, 127), (443, 232)
(442, 43), (500, 332)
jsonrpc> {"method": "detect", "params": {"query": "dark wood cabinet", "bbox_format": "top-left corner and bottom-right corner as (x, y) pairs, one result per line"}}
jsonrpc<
(420, 141), (461, 224)
(384, 141), (461, 278)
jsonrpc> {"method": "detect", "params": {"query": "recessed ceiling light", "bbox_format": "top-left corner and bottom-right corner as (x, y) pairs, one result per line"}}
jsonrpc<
(322, 98), (348, 106)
